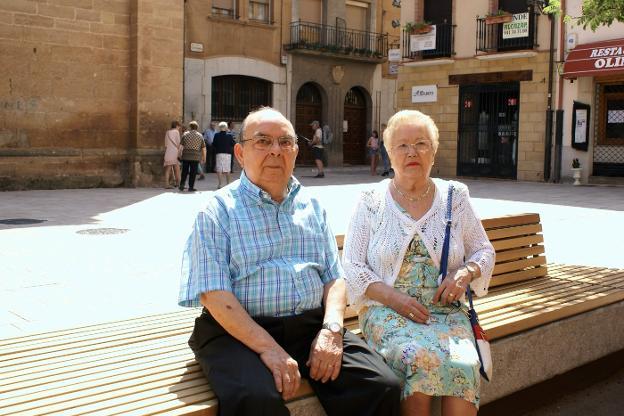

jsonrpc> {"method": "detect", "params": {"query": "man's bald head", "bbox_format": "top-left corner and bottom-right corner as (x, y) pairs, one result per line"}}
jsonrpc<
(241, 107), (295, 141)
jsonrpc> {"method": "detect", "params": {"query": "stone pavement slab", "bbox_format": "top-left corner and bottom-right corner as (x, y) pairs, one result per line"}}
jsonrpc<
(0, 167), (623, 338)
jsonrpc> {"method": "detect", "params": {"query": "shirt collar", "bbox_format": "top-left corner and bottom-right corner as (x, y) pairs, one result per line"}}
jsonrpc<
(239, 171), (301, 209)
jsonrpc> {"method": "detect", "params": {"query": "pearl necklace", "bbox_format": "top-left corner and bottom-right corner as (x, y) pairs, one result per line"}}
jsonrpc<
(392, 179), (432, 204)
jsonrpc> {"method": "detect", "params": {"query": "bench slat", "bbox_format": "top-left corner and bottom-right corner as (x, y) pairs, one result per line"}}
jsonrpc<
(1, 371), (209, 416)
(492, 256), (547, 275)
(0, 313), (196, 358)
(0, 339), (189, 384)
(494, 245), (545, 262)
(489, 266), (548, 286)
(0, 309), (198, 350)
(486, 223), (543, 241)
(490, 234), (544, 251)
(481, 213), (540, 229)
(482, 287), (624, 339)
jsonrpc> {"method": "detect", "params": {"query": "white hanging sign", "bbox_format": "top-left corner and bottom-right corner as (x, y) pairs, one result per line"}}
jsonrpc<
(411, 85), (437, 103)
(409, 25), (436, 52)
(502, 13), (529, 39)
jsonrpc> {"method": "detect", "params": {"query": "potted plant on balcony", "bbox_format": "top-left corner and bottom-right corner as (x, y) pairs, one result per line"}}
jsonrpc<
(571, 158), (582, 186)
(485, 10), (513, 25)
(404, 21), (433, 35)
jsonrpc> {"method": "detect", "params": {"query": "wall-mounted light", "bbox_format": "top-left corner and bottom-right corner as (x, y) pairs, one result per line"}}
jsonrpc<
(392, 0), (401, 7)
(391, 19), (401, 28)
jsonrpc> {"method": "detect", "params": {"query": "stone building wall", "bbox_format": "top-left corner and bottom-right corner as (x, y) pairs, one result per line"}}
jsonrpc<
(0, 0), (183, 190)
(397, 52), (551, 181)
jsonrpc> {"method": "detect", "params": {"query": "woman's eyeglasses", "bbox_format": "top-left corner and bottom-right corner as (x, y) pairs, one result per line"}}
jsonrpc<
(241, 134), (298, 151)
(391, 140), (432, 154)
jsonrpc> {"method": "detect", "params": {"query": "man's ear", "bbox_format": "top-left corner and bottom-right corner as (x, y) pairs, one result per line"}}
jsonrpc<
(234, 143), (244, 167)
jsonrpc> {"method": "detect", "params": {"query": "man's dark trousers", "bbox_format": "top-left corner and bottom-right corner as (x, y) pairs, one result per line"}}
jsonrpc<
(180, 160), (198, 190)
(189, 308), (401, 416)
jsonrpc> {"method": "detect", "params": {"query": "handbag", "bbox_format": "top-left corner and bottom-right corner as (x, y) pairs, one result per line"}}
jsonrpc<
(439, 185), (493, 382)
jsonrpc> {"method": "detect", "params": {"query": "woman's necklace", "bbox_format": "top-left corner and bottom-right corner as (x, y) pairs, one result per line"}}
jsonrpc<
(392, 179), (432, 204)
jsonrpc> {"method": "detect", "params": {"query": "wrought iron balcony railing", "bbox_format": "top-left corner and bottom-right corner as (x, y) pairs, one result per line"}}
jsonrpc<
(402, 22), (455, 60)
(285, 21), (388, 59)
(476, 10), (539, 54)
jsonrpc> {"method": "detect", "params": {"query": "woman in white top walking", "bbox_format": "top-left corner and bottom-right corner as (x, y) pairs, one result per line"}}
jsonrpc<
(163, 121), (181, 189)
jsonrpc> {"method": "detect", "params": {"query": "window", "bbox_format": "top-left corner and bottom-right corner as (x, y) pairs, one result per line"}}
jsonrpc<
(299, 0), (322, 24)
(249, 0), (270, 22)
(212, 0), (236, 18)
(599, 84), (624, 145)
(346, 1), (369, 31)
(211, 76), (272, 122)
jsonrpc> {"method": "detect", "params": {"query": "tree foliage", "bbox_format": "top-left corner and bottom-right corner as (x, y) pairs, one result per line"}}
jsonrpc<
(544, 0), (624, 31)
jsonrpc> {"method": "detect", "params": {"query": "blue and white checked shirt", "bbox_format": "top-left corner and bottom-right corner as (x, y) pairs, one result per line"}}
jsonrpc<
(178, 172), (343, 317)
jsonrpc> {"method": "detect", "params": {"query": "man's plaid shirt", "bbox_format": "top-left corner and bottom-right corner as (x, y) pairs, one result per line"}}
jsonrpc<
(178, 172), (343, 317)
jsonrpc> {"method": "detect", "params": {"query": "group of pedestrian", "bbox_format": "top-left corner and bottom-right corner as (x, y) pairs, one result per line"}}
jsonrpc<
(163, 120), (237, 191)
(179, 107), (494, 416)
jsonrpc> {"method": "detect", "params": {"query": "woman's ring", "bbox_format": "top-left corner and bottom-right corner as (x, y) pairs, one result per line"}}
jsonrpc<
(408, 312), (415, 319)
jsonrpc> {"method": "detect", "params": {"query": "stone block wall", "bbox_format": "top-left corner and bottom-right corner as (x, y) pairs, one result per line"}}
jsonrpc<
(0, 0), (183, 190)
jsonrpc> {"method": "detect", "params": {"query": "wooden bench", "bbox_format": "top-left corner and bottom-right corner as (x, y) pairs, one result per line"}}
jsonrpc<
(1, 213), (624, 415)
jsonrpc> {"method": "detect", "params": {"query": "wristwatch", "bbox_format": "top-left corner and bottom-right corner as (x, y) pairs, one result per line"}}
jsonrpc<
(464, 262), (480, 281)
(322, 322), (344, 335)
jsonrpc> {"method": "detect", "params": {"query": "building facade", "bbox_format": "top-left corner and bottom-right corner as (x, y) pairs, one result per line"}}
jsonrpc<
(559, 0), (624, 183)
(183, 0), (400, 167)
(397, 0), (553, 181)
(0, 0), (184, 190)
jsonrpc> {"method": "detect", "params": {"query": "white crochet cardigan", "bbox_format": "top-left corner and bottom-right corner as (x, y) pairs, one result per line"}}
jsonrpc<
(343, 178), (495, 313)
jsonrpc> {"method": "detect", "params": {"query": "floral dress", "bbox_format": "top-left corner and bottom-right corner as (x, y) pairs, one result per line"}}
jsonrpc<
(360, 233), (481, 406)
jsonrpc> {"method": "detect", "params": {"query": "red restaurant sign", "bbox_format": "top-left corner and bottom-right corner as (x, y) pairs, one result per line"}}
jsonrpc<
(563, 38), (624, 79)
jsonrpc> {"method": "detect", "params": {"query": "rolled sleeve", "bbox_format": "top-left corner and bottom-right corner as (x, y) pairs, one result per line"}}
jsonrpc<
(178, 206), (232, 307)
(320, 218), (344, 284)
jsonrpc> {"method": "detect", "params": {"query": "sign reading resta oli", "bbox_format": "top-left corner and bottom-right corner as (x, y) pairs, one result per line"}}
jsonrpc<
(590, 46), (624, 69)
(563, 39), (624, 78)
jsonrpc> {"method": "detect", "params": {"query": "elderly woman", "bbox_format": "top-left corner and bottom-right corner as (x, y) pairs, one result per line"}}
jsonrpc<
(343, 110), (495, 416)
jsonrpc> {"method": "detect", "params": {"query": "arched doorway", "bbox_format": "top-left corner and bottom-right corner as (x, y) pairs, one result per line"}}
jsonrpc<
(343, 87), (368, 165)
(295, 83), (323, 165)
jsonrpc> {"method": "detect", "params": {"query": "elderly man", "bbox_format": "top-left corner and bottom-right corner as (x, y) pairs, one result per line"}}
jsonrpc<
(179, 107), (400, 416)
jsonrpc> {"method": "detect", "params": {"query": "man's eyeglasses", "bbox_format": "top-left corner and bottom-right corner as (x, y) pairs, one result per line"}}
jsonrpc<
(391, 140), (432, 155)
(241, 134), (298, 151)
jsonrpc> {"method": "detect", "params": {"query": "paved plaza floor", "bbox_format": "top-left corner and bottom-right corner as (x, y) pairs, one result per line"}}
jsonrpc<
(1, 166), (623, 415)
(1, 166), (623, 338)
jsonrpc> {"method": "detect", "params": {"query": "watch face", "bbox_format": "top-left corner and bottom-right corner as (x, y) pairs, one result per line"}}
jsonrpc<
(328, 322), (341, 333)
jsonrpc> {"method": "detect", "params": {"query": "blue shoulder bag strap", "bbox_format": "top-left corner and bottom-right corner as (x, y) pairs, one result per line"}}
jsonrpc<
(439, 184), (454, 280)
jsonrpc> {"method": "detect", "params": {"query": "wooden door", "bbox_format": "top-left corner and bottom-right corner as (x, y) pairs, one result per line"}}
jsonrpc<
(343, 88), (368, 165)
(295, 83), (322, 166)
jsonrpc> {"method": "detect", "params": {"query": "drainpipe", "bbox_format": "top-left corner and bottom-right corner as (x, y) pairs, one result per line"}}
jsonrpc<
(543, 11), (555, 182)
(553, 0), (566, 183)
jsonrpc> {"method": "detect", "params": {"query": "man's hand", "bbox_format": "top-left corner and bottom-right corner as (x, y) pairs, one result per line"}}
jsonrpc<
(259, 346), (301, 401)
(306, 329), (343, 383)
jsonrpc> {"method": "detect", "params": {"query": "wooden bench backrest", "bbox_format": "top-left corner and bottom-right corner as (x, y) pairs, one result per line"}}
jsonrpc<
(336, 212), (547, 288)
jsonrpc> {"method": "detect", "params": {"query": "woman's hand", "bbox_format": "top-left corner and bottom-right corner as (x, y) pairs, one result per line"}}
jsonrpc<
(390, 291), (430, 324)
(433, 268), (471, 305)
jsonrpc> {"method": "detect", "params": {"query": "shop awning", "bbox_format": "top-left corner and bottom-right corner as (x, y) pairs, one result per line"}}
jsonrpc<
(563, 38), (624, 79)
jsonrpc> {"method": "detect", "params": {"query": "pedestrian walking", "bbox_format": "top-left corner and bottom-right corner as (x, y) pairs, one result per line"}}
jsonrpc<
(213, 121), (236, 189)
(203, 121), (217, 173)
(179, 121), (206, 192)
(380, 123), (392, 176)
(367, 130), (380, 175)
(310, 120), (325, 178)
(163, 121), (181, 189)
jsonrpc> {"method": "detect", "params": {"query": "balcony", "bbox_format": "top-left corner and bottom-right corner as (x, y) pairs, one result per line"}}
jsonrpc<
(402, 22), (455, 60)
(476, 11), (539, 55)
(285, 21), (388, 62)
